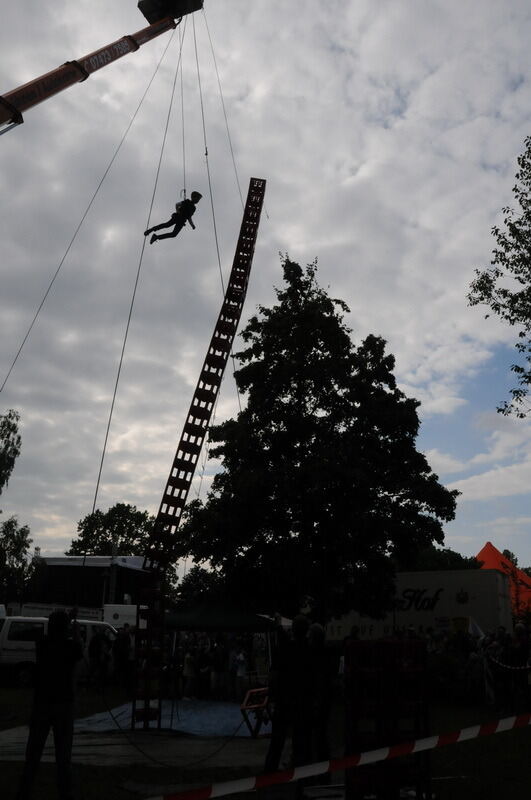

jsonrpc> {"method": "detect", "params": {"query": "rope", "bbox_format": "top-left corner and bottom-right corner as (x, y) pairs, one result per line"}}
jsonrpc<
(191, 389), (221, 501)
(180, 24), (187, 197)
(202, 8), (244, 211)
(487, 653), (531, 671)
(201, 7), (269, 223)
(91, 23), (188, 516)
(192, 15), (224, 294)
(95, 682), (246, 770)
(192, 16), (242, 415)
(0, 30), (177, 396)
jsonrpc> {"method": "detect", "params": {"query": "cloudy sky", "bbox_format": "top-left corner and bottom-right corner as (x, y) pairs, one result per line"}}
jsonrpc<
(1, 0), (531, 567)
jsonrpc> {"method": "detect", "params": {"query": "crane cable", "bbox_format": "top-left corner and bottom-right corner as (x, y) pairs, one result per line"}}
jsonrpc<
(180, 23), (187, 197)
(186, 8), (258, 511)
(0, 28), (179, 396)
(183, 14), (238, 516)
(192, 14), (224, 294)
(193, 14), (242, 421)
(202, 8), (244, 210)
(202, 8), (269, 221)
(91, 22), (188, 515)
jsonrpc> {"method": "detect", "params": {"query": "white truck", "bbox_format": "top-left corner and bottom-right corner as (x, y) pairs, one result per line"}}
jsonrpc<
(19, 602), (137, 628)
(0, 615), (117, 685)
(102, 603), (137, 628)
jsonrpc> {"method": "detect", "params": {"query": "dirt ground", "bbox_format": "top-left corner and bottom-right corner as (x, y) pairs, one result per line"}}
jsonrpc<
(1, 684), (530, 800)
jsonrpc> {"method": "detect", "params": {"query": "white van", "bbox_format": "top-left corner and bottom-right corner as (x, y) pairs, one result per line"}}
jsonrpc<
(0, 616), (117, 686)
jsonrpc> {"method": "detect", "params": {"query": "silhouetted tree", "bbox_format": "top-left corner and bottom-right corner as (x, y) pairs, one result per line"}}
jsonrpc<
(468, 136), (531, 417)
(178, 565), (223, 602)
(0, 409), (32, 603)
(395, 543), (480, 572)
(0, 517), (33, 603)
(67, 502), (181, 598)
(178, 259), (458, 619)
(0, 409), (21, 494)
(67, 503), (154, 556)
(502, 548), (518, 566)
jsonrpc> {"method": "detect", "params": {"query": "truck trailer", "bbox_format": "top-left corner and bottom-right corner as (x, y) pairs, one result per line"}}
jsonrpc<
(326, 569), (512, 641)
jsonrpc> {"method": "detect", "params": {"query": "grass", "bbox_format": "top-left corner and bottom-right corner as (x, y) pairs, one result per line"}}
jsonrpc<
(0, 683), (530, 800)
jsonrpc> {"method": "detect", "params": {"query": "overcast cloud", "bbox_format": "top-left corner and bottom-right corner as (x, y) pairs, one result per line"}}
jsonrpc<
(1, 1), (531, 564)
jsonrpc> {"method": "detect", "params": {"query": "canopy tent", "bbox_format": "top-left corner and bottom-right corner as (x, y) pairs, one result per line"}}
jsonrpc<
(165, 600), (277, 632)
(476, 541), (531, 616)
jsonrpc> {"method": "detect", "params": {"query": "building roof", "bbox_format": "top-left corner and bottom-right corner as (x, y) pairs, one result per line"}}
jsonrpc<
(43, 555), (146, 570)
(166, 600), (277, 632)
(476, 541), (531, 614)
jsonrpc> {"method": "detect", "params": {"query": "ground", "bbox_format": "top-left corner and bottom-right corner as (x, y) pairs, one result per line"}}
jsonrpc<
(0, 684), (530, 799)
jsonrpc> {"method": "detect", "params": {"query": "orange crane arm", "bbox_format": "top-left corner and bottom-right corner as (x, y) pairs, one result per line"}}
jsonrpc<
(0, 11), (194, 132)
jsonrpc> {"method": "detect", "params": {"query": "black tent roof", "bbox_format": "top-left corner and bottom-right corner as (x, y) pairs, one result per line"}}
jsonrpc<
(166, 601), (276, 632)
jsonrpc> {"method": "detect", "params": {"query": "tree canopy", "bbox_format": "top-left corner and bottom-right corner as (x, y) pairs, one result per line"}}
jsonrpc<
(0, 409), (33, 603)
(0, 516), (33, 604)
(394, 543), (479, 572)
(0, 409), (21, 494)
(178, 259), (458, 619)
(67, 502), (154, 556)
(67, 503), (184, 598)
(177, 564), (223, 602)
(468, 136), (531, 417)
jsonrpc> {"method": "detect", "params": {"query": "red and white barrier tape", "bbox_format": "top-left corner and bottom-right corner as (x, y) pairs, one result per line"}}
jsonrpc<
(146, 711), (531, 800)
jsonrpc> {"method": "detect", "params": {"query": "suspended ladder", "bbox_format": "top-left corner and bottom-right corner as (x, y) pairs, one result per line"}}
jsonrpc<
(133, 176), (266, 729)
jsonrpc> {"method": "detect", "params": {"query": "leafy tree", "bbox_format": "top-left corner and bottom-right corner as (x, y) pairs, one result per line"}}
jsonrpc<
(67, 503), (183, 599)
(394, 543), (480, 572)
(67, 503), (155, 556)
(0, 409), (21, 494)
(502, 548), (518, 566)
(178, 259), (458, 619)
(177, 565), (223, 602)
(0, 409), (33, 603)
(468, 136), (531, 417)
(0, 516), (33, 603)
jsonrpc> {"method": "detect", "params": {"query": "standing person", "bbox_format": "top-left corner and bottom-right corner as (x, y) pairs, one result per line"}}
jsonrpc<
(308, 623), (334, 780)
(197, 643), (212, 700)
(182, 648), (197, 700)
(235, 644), (248, 702)
(264, 615), (312, 773)
(144, 191), (202, 243)
(88, 628), (111, 690)
(228, 642), (239, 702)
(112, 624), (132, 690)
(210, 638), (228, 700)
(16, 610), (83, 800)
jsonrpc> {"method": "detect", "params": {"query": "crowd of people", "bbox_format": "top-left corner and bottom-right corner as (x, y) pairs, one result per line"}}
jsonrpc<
(397, 621), (531, 711)
(13, 609), (531, 798)
(168, 631), (267, 702)
(82, 623), (134, 692)
(86, 616), (531, 720)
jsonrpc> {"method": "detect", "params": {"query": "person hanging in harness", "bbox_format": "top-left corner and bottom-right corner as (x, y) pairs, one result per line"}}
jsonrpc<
(144, 190), (202, 244)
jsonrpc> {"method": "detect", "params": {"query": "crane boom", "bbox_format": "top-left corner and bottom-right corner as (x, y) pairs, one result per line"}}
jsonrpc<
(0, 1), (204, 134)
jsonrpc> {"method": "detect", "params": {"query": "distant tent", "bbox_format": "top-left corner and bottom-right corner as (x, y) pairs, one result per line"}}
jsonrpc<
(476, 541), (531, 617)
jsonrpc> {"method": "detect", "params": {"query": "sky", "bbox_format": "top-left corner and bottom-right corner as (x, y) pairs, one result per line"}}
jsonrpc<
(1, 0), (531, 567)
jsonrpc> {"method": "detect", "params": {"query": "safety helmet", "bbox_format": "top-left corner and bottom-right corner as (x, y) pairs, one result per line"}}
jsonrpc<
(190, 191), (202, 202)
